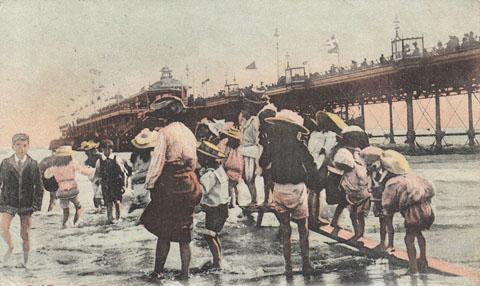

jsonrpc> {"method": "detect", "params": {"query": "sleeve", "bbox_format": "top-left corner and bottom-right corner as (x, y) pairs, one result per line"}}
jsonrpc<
(94, 158), (102, 182)
(32, 162), (44, 211)
(302, 145), (323, 192)
(73, 160), (96, 178)
(382, 181), (399, 216)
(145, 132), (167, 189)
(0, 160), (6, 191)
(259, 141), (271, 170)
(199, 171), (216, 196)
(44, 166), (55, 179)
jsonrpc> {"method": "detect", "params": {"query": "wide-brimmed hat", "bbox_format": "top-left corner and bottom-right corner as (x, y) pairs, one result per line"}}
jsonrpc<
(55, 145), (76, 156)
(150, 96), (186, 117)
(131, 128), (158, 149)
(316, 111), (348, 131)
(341, 125), (365, 134)
(360, 146), (384, 165)
(220, 127), (241, 140)
(380, 150), (411, 175)
(79, 141), (89, 150)
(328, 148), (355, 175)
(265, 109), (309, 135)
(83, 140), (99, 151)
(197, 141), (226, 159)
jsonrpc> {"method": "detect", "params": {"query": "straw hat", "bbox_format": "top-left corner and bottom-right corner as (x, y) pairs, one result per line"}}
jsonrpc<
(220, 127), (241, 140)
(316, 111), (348, 130)
(55, 145), (76, 156)
(328, 148), (355, 175)
(360, 146), (384, 165)
(265, 109), (309, 135)
(380, 149), (411, 175)
(197, 141), (226, 159)
(79, 141), (89, 150)
(83, 140), (99, 151)
(341, 125), (365, 134)
(131, 128), (158, 149)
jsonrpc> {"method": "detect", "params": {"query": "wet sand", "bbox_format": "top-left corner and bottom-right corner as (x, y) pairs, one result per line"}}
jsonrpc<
(0, 149), (478, 285)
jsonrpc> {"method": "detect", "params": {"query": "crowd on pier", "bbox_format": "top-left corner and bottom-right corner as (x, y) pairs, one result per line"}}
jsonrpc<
(0, 95), (436, 279)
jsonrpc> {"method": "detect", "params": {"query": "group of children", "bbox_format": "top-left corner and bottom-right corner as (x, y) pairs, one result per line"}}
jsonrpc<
(0, 102), (435, 276)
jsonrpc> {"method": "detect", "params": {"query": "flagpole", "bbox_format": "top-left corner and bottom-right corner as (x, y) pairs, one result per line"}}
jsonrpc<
(274, 28), (280, 80)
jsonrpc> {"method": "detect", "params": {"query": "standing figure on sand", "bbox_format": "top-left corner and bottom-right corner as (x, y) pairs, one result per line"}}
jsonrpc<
(140, 96), (202, 279)
(0, 133), (44, 266)
(44, 145), (95, 228)
(260, 109), (321, 275)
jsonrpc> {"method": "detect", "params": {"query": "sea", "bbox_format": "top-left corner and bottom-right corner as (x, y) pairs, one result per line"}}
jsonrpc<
(0, 148), (478, 285)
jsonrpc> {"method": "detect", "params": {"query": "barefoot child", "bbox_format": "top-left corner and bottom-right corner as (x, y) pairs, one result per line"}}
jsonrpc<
(0, 133), (44, 266)
(260, 110), (321, 275)
(197, 141), (229, 269)
(44, 146), (95, 227)
(95, 139), (128, 224)
(380, 150), (435, 274)
(81, 141), (103, 210)
(359, 146), (395, 252)
(217, 127), (243, 207)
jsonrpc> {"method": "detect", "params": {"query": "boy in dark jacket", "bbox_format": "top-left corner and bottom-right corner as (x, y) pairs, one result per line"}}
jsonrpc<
(0, 133), (44, 266)
(260, 110), (320, 276)
(95, 139), (127, 224)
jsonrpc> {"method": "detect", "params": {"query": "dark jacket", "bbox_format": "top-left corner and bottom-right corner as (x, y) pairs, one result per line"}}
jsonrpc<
(260, 135), (321, 190)
(0, 155), (44, 211)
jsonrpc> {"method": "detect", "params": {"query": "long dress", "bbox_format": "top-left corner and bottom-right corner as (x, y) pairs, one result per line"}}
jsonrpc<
(140, 122), (202, 242)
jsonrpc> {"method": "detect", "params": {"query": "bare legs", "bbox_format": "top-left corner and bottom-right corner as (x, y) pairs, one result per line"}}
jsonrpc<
(114, 201), (121, 220)
(405, 228), (428, 274)
(19, 215), (31, 266)
(204, 235), (222, 268)
(154, 239), (191, 279)
(62, 208), (69, 228)
(0, 213), (14, 262)
(277, 212), (312, 275)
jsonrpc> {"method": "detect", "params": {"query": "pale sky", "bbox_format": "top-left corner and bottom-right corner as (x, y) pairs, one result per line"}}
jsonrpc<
(0, 0), (479, 147)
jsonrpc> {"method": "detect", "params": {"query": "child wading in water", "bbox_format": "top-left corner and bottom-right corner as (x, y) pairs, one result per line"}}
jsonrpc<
(197, 141), (229, 269)
(44, 146), (95, 228)
(380, 150), (435, 274)
(95, 139), (128, 224)
(331, 148), (372, 243)
(217, 127), (243, 207)
(0, 133), (44, 266)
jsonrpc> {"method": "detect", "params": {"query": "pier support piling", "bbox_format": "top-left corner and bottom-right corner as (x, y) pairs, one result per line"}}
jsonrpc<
(467, 90), (476, 146)
(406, 92), (416, 151)
(388, 97), (396, 144)
(435, 92), (444, 150)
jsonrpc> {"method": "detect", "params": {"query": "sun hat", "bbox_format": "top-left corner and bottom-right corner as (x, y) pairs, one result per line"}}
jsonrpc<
(55, 145), (76, 156)
(83, 140), (99, 151)
(341, 125), (365, 134)
(380, 149), (411, 175)
(220, 127), (241, 140)
(131, 128), (158, 149)
(79, 141), (89, 150)
(328, 148), (355, 175)
(360, 146), (384, 165)
(197, 141), (226, 159)
(316, 111), (348, 131)
(265, 109), (309, 135)
(150, 95), (186, 116)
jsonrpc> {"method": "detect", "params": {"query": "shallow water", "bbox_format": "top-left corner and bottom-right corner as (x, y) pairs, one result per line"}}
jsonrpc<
(0, 149), (478, 285)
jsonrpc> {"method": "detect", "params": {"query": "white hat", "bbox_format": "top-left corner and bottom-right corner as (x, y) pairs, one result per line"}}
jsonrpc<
(265, 109), (309, 135)
(328, 148), (355, 175)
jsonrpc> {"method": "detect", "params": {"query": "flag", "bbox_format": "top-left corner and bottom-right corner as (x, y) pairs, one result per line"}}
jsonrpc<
(201, 78), (210, 85)
(302, 61), (308, 65)
(325, 35), (339, 54)
(245, 61), (257, 70)
(69, 97), (75, 102)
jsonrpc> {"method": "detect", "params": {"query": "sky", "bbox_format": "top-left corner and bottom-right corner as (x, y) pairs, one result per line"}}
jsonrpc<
(0, 0), (479, 147)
